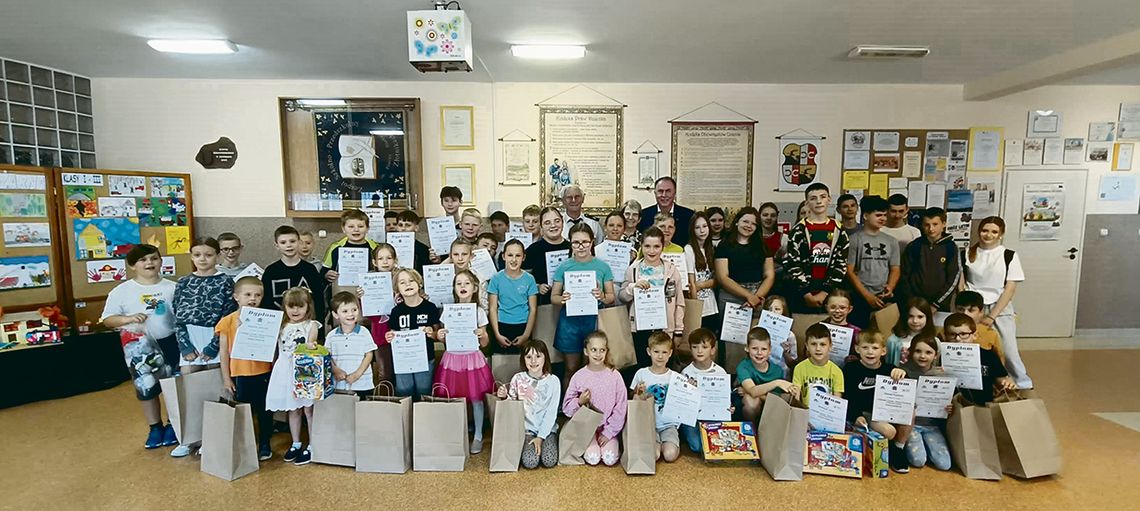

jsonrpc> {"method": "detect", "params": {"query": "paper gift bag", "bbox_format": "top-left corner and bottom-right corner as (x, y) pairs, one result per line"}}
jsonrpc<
(413, 389), (469, 472)
(355, 388), (412, 473)
(490, 354), (518, 386)
(160, 368), (223, 446)
(791, 314), (828, 359)
(310, 391), (359, 467)
(990, 394), (1061, 478)
(869, 303), (899, 339)
(621, 399), (657, 475)
(682, 298), (704, 341)
(757, 395), (809, 481)
(293, 345), (332, 400)
(558, 406), (604, 466)
(598, 305), (636, 369)
(947, 399), (1002, 480)
(200, 399), (259, 481)
(533, 304), (563, 363)
(489, 398), (527, 472)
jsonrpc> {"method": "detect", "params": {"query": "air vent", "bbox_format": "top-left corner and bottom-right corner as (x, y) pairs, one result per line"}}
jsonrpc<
(848, 45), (930, 59)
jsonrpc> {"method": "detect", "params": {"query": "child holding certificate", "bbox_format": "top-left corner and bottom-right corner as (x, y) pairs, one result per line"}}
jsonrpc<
(791, 323), (845, 406)
(434, 269), (494, 454)
(445, 238), (488, 309)
(620, 226), (685, 370)
(943, 313), (1015, 406)
(630, 332), (684, 463)
(384, 268), (442, 400)
(824, 289), (861, 359)
(562, 331), (627, 467)
(735, 328), (796, 423)
(685, 212), (720, 333)
(326, 291), (375, 396)
(362, 243), (398, 387)
(897, 333), (952, 471)
(216, 276), (275, 461)
(841, 331), (908, 473)
(522, 206), (570, 306)
(265, 287), (321, 465)
(763, 296), (798, 376)
(551, 223), (616, 384)
(680, 329), (730, 454)
(322, 209), (379, 286)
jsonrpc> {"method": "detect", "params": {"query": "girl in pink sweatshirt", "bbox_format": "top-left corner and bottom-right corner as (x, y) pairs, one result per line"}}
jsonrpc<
(562, 330), (628, 466)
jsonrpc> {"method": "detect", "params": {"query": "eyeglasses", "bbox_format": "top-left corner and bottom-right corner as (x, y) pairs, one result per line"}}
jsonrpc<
(948, 331), (975, 339)
(571, 240), (592, 247)
(220, 246), (242, 253)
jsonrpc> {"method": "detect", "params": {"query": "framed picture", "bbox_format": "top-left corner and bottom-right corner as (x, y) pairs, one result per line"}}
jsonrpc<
(440, 105), (474, 151)
(442, 163), (476, 206)
(1027, 110), (1063, 138)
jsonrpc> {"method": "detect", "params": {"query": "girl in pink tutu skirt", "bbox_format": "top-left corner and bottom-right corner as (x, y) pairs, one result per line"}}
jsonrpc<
(435, 269), (494, 454)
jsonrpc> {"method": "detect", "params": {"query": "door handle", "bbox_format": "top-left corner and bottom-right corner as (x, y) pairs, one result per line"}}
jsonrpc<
(1067, 247), (1078, 254)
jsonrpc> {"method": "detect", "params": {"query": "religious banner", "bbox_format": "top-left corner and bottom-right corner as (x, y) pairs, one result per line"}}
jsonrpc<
(671, 122), (755, 210)
(539, 106), (624, 213)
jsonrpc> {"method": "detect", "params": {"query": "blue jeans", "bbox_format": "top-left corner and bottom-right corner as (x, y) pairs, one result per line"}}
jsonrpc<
(554, 311), (597, 354)
(906, 424), (951, 470)
(395, 367), (434, 401)
(681, 424), (703, 453)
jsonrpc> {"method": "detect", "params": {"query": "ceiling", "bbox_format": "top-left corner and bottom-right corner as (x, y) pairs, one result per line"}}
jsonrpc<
(3, 0), (1140, 84)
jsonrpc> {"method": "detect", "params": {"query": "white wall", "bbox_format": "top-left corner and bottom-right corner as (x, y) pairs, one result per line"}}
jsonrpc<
(94, 78), (1140, 217)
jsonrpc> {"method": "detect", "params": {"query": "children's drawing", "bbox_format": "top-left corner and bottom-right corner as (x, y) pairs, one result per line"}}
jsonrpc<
(2, 222), (51, 247)
(137, 197), (188, 227)
(85, 260), (127, 283)
(0, 256), (51, 290)
(65, 186), (98, 218)
(150, 177), (186, 198)
(165, 226), (191, 254)
(98, 197), (138, 217)
(0, 193), (48, 217)
(74, 217), (141, 260)
(108, 175), (146, 197)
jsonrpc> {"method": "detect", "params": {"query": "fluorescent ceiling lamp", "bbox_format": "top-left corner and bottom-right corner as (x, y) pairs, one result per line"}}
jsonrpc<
(370, 129), (405, 136)
(297, 99), (348, 107)
(510, 45), (586, 60)
(146, 39), (237, 54)
(847, 45), (930, 59)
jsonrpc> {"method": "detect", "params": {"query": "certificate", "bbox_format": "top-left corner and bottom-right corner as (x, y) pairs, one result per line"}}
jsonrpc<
(633, 286), (667, 331)
(508, 222), (532, 249)
(660, 372), (701, 427)
(871, 375), (917, 425)
(939, 342), (983, 390)
(598, 240), (632, 283)
(1043, 138), (1064, 165)
(544, 249), (570, 278)
(391, 330), (429, 374)
(822, 323), (854, 366)
(336, 247), (369, 287)
(470, 248), (497, 282)
(696, 373), (732, 421)
(440, 105), (474, 150)
(661, 252), (688, 291)
(720, 302), (753, 345)
(441, 303), (479, 352)
(233, 263), (264, 281)
(564, 270), (598, 317)
(808, 387), (848, 434)
(360, 272), (395, 316)
(758, 310), (793, 349)
(427, 216), (458, 255)
(387, 232), (416, 269)
(423, 264), (456, 305)
(230, 307), (285, 363)
(916, 376), (957, 419)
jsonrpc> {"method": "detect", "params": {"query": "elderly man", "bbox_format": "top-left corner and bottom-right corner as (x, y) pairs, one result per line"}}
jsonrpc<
(638, 176), (695, 245)
(560, 184), (603, 241)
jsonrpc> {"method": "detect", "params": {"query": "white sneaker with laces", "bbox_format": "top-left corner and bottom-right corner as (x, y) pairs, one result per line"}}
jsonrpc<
(470, 438), (483, 455)
(170, 445), (192, 458)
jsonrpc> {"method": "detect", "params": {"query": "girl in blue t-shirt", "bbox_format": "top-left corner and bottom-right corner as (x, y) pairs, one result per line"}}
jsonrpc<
(551, 223), (616, 384)
(488, 239), (539, 356)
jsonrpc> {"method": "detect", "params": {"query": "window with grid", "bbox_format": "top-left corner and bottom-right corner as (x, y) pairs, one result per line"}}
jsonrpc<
(0, 58), (96, 169)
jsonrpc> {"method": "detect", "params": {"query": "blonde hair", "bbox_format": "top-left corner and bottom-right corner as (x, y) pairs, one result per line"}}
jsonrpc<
(281, 287), (315, 322)
(647, 331), (673, 350)
(583, 330), (615, 369)
(461, 208), (483, 222)
(856, 330), (886, 348)
(394, 268), (427, 298)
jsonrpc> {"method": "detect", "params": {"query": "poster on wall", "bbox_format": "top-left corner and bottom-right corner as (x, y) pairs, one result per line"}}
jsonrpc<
(74, 217), (141, 260)
(1118, 103), (1140, 140)
(966, 127), (1003, 171)
(1020, 183), (1064, 241)
(312, 110), (408, 204)
(777, 136), (821, 192)
(0, 255), (51, 290)
(946, 190), (974, 248)
(502, 140), (533, 185)
(2, 222), (51, 247)
(0, 193), (48, 217)
(672, 122), (755, 209)
(539, 106), (623, 212)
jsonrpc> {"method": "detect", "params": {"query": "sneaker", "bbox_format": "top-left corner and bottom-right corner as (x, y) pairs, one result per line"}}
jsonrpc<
(889, 443), (910, 473)
(470, 437), (483, 455)
(283, 446), (300, 463)
(145, 427), (164, 449)
(161, 424), (178, 447)
(294, 448), (312, 465)
(258, 447), (273, 461)
(170, 445), (193, 458)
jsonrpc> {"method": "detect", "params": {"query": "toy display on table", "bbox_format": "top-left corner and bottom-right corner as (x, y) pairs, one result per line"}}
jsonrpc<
(0, 306), (69, 350)
(804, 430), (864, 478)
(700, 421), (760, 461)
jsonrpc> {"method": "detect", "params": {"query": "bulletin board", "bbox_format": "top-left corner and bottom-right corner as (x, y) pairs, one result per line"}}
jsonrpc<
(0, 166), (64, 312)
(54, 168), (194, 330)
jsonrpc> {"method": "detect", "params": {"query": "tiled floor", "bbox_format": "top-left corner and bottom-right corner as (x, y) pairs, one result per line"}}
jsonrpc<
(3, 342), (1140, 510)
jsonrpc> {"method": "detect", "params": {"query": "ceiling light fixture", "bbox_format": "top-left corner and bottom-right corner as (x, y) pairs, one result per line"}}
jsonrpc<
(510, 44), (586, 60)
(847, 45), (930, 59)
(146, 39), (238, 54)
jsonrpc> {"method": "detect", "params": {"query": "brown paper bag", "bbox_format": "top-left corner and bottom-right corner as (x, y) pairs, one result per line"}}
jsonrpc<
(160, 368), (223, 446)
(947, 399), (1002, 480)
(491, 354), (518, 385)
(599, 305), (636, 369)
(489, 398), (527, 472)
(757, 395), (809, 481)
(621, 399), (657, 475)
(355, 386), (412, 473)
(790, 313), (828, 359)
(413, 390), (469, 472)
(723, 342), (747, 376)
(681, 298), (705, 343)
(311, 391), (359, 467)
(990, 394), (1061, 478)
(533, 304), (563, 363)
(558, 406), (604, 465)
(869, 303), (899, 338)
(200, 399), (259, 481)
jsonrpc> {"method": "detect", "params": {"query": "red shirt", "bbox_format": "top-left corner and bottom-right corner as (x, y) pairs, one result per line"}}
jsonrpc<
(805, 219), (839, 282)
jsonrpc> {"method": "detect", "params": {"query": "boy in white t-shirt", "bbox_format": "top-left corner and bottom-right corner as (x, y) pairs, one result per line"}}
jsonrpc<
(630, 332), (686, 463)
(100, 244), (179, 450)
(679, 328), (731, 454)
(325, 291), (375, 396)
(881, 194), (922, 253)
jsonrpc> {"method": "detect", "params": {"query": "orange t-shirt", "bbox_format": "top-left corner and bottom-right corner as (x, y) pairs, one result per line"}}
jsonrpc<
(216, 311), (272, 377)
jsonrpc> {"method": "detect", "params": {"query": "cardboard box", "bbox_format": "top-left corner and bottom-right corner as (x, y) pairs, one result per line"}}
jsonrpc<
(701, 421), (760, 461)
(804, 430), (864, 478)
(862, 429), (889, 478)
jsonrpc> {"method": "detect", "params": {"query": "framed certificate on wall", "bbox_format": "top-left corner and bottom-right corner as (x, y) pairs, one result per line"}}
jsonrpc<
(442, 163), (476, 206)
(441, 105), (474, 150)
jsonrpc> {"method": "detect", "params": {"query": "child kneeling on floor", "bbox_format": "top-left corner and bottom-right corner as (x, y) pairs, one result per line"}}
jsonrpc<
(630, 331), (685, 462)
(563, 331), (628, 466)
(498, 339), (561, 469)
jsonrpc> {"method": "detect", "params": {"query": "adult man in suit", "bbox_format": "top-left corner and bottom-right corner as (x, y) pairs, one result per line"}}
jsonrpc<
(637, 176), (695, 245)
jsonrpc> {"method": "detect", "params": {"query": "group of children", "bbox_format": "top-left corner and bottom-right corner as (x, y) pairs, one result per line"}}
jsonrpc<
(101, 183), (1032, 477)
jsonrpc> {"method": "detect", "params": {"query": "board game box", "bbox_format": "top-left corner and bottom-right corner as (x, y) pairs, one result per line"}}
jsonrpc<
(804, 430), (864, 478)
(700, 421), (760, 461)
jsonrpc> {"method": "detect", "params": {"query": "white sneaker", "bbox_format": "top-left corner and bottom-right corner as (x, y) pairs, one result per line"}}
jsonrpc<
(470, 438), (483, 454)
(170, 445), (192, 458)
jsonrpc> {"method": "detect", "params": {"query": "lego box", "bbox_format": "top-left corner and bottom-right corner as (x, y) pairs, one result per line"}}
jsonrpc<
(862, 429), (889, 478)
(804, 430), (864, 478)
(701, 421), (760, 461)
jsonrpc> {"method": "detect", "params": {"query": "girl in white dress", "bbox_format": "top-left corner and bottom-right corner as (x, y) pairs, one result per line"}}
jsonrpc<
(265, 287), (322, 465)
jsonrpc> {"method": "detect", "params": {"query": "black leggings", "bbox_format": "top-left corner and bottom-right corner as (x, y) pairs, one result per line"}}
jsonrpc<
(493, 322), (528, 355)
(155, 334), (180, 373)
(235, 373), (273, 450)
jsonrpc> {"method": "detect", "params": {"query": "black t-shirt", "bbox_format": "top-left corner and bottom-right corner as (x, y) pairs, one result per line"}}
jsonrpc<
(714, 239), (771, 283)
(842, 360), (897, 422)
(522, 238), (570, 305)
(390, 299), (442, 362)
(412, 240), (431, 275)
(261, 259), (326, 322)
(959, 347), (1008, 406)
